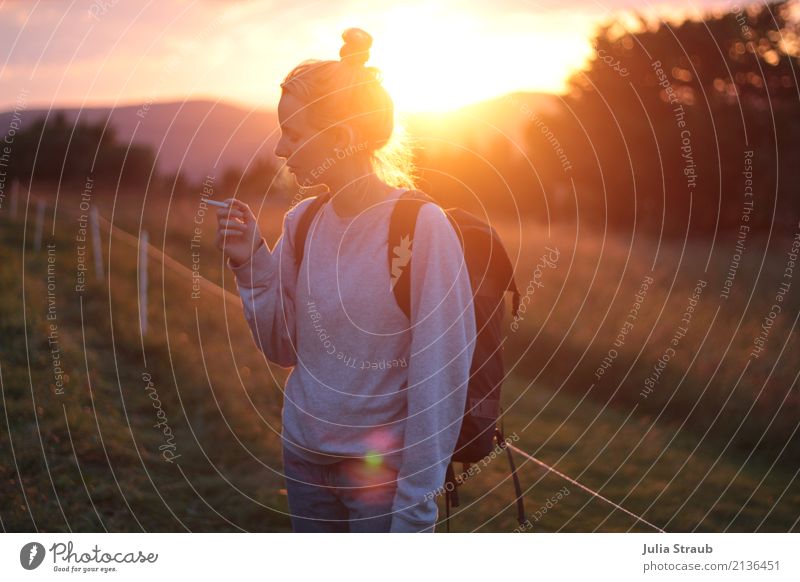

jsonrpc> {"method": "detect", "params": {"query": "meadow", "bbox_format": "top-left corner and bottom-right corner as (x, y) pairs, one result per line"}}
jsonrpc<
(1, 186), (797, 532)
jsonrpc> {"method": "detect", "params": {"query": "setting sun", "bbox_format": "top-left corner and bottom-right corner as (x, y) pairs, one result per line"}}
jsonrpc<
(334, 4), (596, 113)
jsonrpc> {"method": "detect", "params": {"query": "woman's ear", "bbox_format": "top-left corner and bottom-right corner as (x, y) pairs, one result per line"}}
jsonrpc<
(332, 124), (356, 150)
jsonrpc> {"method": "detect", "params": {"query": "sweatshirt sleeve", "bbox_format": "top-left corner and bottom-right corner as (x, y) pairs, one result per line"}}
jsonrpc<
(390, 203), (477, 533)
(226, 200), (310, 368)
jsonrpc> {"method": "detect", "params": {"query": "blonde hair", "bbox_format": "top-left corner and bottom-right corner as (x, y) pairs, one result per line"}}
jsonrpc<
(279, 28), (416, 189)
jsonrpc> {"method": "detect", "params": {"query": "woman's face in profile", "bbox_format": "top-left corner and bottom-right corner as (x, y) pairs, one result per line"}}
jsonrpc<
(274, 91), (340, 187)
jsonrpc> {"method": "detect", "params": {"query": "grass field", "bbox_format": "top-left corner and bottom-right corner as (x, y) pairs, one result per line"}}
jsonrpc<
(1, 190), (797, 532)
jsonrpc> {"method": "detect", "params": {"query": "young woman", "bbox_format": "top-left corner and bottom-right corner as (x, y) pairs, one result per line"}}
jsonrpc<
(214, 28), (477, 533)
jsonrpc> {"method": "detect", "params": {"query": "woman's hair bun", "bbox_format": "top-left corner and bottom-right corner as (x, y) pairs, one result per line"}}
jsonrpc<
(339, 28), (372, 67)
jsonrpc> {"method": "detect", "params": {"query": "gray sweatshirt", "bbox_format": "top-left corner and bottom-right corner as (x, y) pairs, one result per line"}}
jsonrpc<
(228, 188), (477, 532)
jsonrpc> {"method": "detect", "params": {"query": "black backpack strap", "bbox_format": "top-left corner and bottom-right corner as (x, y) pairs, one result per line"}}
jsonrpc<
(496, 421), (526, 528)
(387, 189), (436, 320)
(444, 461), (459, 533)
(445, 492), (450, 533)
(292, 192), (332, 267)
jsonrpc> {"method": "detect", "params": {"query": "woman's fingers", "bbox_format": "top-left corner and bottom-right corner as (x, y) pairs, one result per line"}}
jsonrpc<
(218, 218), (246, 230)
(216, 207), (245, 220)
(224, 198), (247, 212)
(217, 228), (244, 237)
(215, 228), (245, 248)
(214, 199), (260, 265)
(226, 198), (257, 223)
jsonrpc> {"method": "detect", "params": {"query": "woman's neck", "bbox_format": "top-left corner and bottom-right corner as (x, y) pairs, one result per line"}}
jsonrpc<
(328, 173), (396, 218)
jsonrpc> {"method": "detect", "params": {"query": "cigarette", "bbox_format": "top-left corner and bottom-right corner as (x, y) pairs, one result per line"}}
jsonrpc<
(203, 199), (232, 208)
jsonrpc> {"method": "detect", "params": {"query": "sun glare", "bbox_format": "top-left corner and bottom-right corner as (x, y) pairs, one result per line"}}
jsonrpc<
(355, 4), (593, 113)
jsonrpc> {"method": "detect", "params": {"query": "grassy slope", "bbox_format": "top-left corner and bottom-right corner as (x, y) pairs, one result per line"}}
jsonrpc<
(1, 206), (291, 532)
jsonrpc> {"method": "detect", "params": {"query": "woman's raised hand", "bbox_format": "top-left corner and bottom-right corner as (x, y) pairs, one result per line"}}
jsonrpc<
(214, 199), (265, 267)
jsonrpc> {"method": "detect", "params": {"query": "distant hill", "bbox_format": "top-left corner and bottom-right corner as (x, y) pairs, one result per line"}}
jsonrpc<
(0, 100), (279, 181)
(0, 93), (562, 180)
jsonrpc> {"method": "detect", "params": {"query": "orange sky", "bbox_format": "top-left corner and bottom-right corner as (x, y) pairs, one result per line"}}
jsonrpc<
(0, 0), (759, 113)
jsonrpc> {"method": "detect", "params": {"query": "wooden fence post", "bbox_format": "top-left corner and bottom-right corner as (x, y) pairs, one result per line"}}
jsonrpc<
(139, 230), (149, 337)
(33, 198), (45, 251)
(90, 206), (104, 281)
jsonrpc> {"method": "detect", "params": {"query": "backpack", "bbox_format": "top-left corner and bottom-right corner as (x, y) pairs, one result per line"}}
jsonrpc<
(292, 188), (526, 531)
